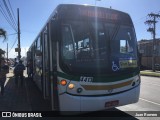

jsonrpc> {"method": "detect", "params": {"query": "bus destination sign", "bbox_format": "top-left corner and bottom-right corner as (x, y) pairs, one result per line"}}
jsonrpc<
(80, 9), (118, 21)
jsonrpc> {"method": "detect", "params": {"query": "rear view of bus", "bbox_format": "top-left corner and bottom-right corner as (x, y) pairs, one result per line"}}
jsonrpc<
(56, 4), (140, 112)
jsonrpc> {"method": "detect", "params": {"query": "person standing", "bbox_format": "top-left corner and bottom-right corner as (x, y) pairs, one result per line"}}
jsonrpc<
(27, 59), (33, 78)
(0, 58), (9, 95)
(14, 58), (18, 67)
(14, 60), (25, 86)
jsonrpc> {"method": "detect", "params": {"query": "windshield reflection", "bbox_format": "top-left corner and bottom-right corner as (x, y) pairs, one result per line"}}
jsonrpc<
(61, 21), (137, 74)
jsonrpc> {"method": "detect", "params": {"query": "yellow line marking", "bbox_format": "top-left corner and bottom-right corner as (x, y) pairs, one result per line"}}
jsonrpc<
(81, 80), (133, 90)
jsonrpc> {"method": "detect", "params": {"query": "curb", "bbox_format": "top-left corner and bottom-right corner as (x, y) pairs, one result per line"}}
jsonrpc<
(140, 71), (160, 77)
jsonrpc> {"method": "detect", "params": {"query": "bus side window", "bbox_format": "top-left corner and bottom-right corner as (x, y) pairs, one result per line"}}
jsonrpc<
(51, 21), (56, 40)
(120, 39), (133, 53)
(51, 20), (58, 64)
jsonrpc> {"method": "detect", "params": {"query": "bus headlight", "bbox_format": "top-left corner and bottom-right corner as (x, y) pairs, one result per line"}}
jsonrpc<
(68, 83), (75, 89)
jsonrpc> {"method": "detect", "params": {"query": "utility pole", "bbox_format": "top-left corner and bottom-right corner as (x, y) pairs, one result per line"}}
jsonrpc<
(145, 13), (160, 72)
(17, 8), (21, 60)
(7, 43), (8, 64)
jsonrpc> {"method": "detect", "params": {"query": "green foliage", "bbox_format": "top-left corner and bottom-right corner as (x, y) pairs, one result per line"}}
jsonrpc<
(0, 28), (7, 42)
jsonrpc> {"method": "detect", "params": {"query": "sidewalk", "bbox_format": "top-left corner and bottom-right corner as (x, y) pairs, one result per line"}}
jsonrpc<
(0, 69), (51, 112)
(140, 70), (160, 77)
(0, 69), (31, 111)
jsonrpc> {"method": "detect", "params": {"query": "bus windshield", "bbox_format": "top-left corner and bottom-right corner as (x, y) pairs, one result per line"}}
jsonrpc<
(60, 21), (138, 75)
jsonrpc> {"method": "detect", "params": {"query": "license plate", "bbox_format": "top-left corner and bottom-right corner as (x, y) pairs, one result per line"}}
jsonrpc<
(105, 100), (119, 107)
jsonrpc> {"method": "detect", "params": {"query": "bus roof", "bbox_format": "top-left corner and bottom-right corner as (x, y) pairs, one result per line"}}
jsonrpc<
(53, 4), (133, 24)
(29, 4), (133, 50)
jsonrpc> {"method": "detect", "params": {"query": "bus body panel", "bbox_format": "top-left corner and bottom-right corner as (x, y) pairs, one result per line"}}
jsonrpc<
(59, 93), (81, 111)
(80, 84), (140, 111)
(65, 75), (140, 96)
(57, 71), (140, 111)
(59, 84), (140, 111)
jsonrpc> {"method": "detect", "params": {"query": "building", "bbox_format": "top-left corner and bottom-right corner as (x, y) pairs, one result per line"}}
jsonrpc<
(138, 38), (160, 69)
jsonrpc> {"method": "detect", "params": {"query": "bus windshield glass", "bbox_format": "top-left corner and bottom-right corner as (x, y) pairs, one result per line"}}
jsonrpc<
(61, 20), (138, 75)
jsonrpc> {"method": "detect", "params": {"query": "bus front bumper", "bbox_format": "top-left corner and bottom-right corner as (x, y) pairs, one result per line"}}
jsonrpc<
(59, 84), (140, 112)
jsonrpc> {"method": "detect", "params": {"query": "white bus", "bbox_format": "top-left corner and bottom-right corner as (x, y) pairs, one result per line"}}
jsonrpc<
(27, 4), (140, 112)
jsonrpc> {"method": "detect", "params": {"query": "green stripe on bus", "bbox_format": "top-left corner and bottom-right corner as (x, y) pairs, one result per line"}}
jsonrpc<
(57, 69), (139, 83)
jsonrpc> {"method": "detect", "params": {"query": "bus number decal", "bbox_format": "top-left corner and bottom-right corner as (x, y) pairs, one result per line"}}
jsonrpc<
(80, 76), (93, 82)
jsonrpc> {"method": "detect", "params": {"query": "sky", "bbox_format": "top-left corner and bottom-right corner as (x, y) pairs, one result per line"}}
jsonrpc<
(0, 0), (160, 58)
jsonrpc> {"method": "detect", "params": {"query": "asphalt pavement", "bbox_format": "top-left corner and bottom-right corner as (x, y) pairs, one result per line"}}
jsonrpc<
(117, 76), (160, 120)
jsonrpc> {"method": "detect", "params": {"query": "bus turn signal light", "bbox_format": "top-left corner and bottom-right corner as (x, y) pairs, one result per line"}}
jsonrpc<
(60, 80), (67, 86)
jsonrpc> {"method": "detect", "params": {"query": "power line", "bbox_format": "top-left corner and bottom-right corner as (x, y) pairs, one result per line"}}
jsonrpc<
(2, 0), (17, 31)
(7, 0), (17, 25)
(0, 0), (17, 32)
(8, 36), (17, 53)
(0, 2), (17, 32)
(0, 4), (17, 32)
(3, 0), (17, 29)
(7, 33), (17, 36)
(133, 16), (147, 25)
(1, 0), (21, 58)
(133, 10), (160, 25)
(145, 13), (160, 36)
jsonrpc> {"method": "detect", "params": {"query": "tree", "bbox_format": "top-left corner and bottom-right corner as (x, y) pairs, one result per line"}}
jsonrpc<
(0, 28), (7, 42)
(0, 49), (5, 69)
(0, 28), (7, 69)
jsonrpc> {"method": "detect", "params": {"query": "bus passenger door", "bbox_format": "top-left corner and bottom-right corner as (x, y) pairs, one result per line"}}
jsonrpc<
(42, 30), (50, 99)
(49, 20), (59, 111)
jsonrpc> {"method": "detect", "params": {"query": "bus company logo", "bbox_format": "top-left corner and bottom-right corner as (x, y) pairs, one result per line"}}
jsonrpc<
(2, 112), (11, 117)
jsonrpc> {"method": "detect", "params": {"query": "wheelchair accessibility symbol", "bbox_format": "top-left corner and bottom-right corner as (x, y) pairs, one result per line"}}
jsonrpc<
(112, 61), (119, 71)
